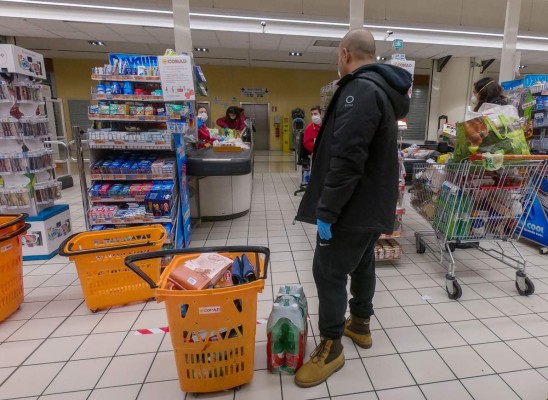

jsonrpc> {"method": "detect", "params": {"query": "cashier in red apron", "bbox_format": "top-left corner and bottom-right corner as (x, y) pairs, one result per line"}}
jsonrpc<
(197, 106), (214, 148)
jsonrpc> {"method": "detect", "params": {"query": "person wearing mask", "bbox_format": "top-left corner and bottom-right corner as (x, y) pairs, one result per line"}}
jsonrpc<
(472, 77), (507, 112)
(197, 106), (214, 148)
(216, 106), (246, 132)
(294, 28), (411, 388)
(303, 106), (322, 153)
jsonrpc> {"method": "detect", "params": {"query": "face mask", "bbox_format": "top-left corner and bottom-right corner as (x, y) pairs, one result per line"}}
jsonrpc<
(337, 65), (342, 79)
(471, 94), (478, 105)
(312, 115), (322, 125)
(198, 112), (208, 122)
(229, 114), (236, 120)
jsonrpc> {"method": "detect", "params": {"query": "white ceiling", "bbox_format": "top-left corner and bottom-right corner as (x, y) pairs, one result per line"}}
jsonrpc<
(1, 0), (548, 71)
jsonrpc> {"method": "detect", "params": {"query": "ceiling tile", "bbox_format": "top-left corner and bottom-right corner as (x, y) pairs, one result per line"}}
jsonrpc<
(25, 19), (81, 32)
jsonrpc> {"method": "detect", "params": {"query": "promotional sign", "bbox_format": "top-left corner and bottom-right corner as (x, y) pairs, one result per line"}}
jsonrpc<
(22, 205), (72, 260)
(158, 55), (195, 101)
(0, 45), (46, 79)
(108, 53), (158, 67)
(173, 133), (192, 248)
(520, 197), (548, 247)
(392, 39), (404, 50)
(390, 56), (415, 97)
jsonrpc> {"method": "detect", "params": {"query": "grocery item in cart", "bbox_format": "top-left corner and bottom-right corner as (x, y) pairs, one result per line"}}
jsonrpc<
(454, 104), (530, 162)
(168, 252), (233, 290)
(267, 295), (307, 375)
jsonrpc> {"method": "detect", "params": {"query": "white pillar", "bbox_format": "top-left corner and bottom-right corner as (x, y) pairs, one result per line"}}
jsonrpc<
(350, 0), (365, 30)
(428, 57), (476, 139)
(499, 0), (521, 83)
(172, 0), (193, 54)
(427, 61), (442, 140)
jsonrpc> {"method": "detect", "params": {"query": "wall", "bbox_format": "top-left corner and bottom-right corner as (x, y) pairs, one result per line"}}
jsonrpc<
(428, 57), (477, 139)
(52, 58), (97, 137)
(197, 65), (336, 150)
(51, 58), (337, 148)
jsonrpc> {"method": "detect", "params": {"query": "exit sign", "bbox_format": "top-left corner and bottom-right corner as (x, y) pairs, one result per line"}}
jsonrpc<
(393, 39), (404, 50)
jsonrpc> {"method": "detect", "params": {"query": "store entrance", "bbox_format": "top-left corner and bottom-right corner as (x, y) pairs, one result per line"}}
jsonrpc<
(241, 103), (269, 150)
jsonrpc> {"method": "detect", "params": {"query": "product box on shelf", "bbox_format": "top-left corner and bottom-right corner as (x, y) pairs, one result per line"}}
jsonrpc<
(22, 204), (72, 261)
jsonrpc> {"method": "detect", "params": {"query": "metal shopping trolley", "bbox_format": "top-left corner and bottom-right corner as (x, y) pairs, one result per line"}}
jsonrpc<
(125, 246), (269, 395)
(411, 155), (548, 300)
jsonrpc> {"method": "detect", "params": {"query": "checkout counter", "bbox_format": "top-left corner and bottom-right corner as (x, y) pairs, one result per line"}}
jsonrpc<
(186, 145), (253, 220)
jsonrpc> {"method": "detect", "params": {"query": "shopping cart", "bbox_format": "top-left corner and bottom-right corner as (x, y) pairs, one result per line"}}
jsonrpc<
(125, 246), (269, 395)
(411, 155), (548, 300)
(59, 225), (166, 312)
(0, 214), (30, 321)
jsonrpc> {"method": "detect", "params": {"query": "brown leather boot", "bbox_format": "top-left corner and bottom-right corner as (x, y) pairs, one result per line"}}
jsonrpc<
(294, 338), (345, 388)
(343, 315), (372, 349)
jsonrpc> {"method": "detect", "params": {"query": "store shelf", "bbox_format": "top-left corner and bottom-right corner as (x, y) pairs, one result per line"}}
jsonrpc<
(380, 232), (402, 240)
(90, 196), (147, 203)
(90, 173), (174, 181)
(92, 94), (165, 102)
(89, 140), (172, 150)
(88, 114), (168, 122)
(17, 100), (45, 105)
(91, 74), (161, 82)
(90, 216), (173, 226)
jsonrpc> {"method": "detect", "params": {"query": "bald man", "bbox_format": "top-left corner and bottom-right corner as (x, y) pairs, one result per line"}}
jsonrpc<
(295, 28), (412, 387)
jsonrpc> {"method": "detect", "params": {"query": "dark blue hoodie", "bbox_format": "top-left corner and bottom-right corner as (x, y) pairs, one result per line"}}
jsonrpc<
(296, 63), (412, 233)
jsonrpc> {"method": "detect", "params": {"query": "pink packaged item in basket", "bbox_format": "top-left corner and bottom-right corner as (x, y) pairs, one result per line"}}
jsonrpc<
(183, 253), (233, 287)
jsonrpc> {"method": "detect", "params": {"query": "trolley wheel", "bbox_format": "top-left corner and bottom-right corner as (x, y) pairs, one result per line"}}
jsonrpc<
(416, 238), (426, 254)
(516, 276), (535, 296)
(235, 386), (242, 392)
(192, 393), (199, 398)
(446, 280), (462, 300)
(446, 243), (456, 253)
(540, 247), (548, 255)
(90, 309), (99, 313)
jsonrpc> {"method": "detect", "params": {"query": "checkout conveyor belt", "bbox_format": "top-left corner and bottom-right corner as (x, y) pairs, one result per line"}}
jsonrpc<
(185, 147), (253, 177)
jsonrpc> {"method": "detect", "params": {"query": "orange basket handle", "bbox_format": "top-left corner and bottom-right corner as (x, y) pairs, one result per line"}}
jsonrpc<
(124, 246), (271, 289)
(58, 233), (162, 257)
(0, 223), (30, 243)
(0, 213), (28, 230)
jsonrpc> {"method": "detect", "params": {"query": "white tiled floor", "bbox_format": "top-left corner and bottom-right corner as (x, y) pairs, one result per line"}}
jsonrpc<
(2, 151), (548, 399)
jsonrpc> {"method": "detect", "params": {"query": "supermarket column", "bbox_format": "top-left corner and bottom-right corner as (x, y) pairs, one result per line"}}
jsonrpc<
(349, 0), (365, 30)
(172, 0), (193, 54)
(499, 0), (521, 83)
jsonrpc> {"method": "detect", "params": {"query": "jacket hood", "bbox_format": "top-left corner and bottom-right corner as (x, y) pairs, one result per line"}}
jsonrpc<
(351, 63), (412, 120)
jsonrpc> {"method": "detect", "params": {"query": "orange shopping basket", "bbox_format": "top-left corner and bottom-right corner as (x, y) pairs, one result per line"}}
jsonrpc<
(125, 246), (270, 395)
(0, 216), (30, 322)
(59, 225), (167, 312)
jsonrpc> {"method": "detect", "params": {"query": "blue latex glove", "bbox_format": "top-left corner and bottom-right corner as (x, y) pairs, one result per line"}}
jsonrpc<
(317, 219), (332, 240)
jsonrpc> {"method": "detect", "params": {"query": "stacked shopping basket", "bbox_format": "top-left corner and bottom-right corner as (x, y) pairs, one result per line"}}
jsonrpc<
(0, 213), (29, 321)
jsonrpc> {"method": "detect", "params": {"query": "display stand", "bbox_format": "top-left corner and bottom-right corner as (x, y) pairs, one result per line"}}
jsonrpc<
(83, 52), (202, 248)
(503, 75), (548, 254)
(0, 44), (69, 260)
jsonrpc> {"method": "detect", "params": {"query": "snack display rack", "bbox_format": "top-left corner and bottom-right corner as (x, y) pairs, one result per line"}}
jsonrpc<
(82, 52), (200, 248)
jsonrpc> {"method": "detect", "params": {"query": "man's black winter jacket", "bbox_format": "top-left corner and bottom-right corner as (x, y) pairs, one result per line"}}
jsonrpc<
(295, 63), (412, 234)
